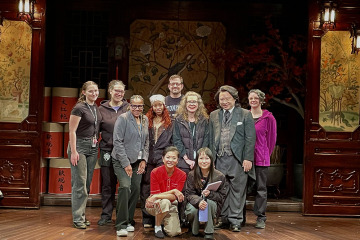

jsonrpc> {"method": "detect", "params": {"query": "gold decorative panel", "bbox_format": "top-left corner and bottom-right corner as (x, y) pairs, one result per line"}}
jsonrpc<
(320, 31), (360, 132)
(0, 19), (32, 123)
(129, 20), (225, 106)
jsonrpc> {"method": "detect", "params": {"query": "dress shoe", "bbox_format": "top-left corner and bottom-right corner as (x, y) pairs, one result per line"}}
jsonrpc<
(229, 224), (241, 232)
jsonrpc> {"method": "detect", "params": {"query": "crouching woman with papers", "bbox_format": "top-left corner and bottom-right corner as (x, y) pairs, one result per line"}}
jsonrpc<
(185, 147), (227, 239)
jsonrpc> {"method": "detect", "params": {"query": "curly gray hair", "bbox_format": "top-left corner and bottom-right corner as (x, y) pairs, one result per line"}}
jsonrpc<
(248, 89), (266, 104)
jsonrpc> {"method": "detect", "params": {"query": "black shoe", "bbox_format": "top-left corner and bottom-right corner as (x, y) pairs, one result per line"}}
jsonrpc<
(155, 229), (165, 239)
(192, 232), (204, 237)
(97, 218), (112, 226)
(229, 224), (241, 232)
(204, 233), (214, 239)
(181, 221), (190, 228)
(214, 221), (229, 230)
(73, 222), (87, 229)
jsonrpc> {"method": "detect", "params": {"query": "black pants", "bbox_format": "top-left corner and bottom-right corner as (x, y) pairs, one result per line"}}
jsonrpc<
(100, 164), (117, 220)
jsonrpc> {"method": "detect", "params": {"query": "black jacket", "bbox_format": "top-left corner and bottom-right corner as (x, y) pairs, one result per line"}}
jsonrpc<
(172, 115), (209, 171)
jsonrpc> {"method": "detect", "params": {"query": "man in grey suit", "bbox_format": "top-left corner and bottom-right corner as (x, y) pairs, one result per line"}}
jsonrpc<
(209, 85), (256, 232)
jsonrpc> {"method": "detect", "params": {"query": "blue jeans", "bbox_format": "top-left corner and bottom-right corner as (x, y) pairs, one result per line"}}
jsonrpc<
(68, 138), (98, 223)
(113, 159), (142, 230)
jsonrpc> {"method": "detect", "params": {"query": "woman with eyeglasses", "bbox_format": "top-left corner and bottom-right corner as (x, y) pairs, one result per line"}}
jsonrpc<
(111, 95), (149, 237)
(173, 91), (209, 175)
(140, 94), (173, 228)
(97, 80), (129, 226)
(68, 81), (102, 229)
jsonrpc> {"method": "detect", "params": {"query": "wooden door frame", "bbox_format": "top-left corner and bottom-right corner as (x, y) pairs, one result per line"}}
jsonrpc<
(0, 0), (46, 208)
(304, 0), (360, 216)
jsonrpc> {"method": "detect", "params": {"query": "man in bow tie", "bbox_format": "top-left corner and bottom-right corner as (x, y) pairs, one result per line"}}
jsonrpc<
(209, 85), (256, 232)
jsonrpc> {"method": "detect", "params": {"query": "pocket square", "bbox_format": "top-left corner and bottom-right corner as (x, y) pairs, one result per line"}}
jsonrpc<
(237, 122), (243, 126)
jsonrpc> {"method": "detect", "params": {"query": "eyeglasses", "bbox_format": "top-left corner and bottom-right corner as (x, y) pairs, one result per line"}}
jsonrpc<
(131, 104), (144, 109)
(114, 90), (125, 94)
(169, 82), (182, 87)
(187, 101), (198, 104)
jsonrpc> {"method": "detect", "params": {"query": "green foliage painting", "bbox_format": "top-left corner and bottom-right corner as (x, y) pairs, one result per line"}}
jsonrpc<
(129, 20), (225, 106)
(320, 31), (360, 132)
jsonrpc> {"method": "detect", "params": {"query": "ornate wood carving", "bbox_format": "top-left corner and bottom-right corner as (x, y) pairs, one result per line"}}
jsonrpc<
(315, 168), (359, 194)
(0, 159), (30, 186)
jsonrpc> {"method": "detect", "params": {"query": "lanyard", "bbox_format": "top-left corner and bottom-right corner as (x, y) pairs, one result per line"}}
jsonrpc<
(85, 102), (97, 136)
(189, 121), (196, 159)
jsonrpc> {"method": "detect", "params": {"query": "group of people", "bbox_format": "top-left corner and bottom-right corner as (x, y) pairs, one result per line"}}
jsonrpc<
(67, 74), (277, 239)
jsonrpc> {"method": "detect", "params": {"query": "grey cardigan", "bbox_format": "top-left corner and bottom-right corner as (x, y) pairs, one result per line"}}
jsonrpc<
(111, 111), (149, 168)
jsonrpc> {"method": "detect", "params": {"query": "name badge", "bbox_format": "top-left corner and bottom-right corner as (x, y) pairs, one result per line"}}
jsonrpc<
(92, 136), (97, 148)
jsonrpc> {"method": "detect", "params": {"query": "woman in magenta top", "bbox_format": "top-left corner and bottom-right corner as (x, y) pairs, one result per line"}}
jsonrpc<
(248, 89), (277, 229)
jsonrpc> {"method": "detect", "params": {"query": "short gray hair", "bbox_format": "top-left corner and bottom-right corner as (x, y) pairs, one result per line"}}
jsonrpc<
(130, 95), (144, 103)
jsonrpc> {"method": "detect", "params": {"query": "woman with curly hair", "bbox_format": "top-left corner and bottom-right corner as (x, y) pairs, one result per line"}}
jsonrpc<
(173, 91), (209, 174)
(141, 94), (173, 228)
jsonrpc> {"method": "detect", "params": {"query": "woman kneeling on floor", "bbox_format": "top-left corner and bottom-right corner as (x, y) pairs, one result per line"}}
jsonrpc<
(184, 147), (227, 239)
(145, 146), (187, 238)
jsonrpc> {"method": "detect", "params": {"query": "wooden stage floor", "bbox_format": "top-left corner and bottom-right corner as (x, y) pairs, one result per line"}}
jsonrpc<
(0, 206), (359, 240)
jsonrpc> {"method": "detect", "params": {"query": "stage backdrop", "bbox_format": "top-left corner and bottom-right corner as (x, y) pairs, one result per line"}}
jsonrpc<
(0, 19), (31, 123)
(128, 19), (226, 107)
(320, 31), (360, 132)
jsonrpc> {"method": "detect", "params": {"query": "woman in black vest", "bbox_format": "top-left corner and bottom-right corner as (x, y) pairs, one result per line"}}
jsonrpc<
(173, 91), (209, 175)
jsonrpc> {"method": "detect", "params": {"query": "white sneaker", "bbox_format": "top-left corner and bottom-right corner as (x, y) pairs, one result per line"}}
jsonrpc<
(126, 224), (135, 232)
(117, 229), (128, 237)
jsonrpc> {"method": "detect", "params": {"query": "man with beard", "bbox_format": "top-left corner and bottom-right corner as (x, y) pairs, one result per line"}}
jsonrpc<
(165, 75), (184, 119)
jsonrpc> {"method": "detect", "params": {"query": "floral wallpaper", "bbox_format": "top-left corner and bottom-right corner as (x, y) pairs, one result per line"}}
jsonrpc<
(129, 20), (225, 107)
(0, 19), (31, 123)
(320, 31), (360, 132)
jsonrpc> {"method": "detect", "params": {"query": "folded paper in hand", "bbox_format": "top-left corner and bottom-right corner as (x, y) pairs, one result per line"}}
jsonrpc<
(205, 180), (222, 191)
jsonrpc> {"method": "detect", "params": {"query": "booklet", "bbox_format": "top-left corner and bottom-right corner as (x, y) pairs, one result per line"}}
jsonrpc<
(204, 180), (222, 191)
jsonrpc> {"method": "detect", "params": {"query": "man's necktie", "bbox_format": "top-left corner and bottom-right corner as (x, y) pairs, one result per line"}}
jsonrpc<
(224, 110), (230, 123)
